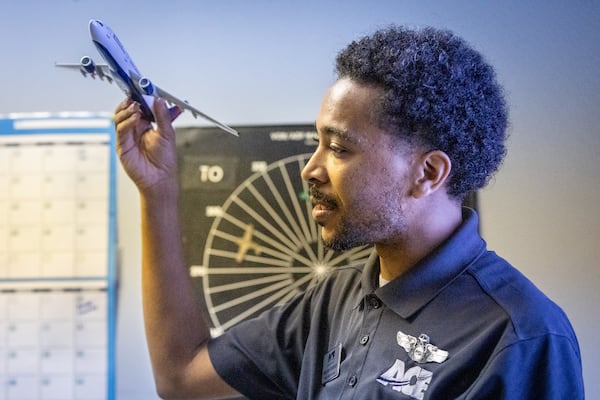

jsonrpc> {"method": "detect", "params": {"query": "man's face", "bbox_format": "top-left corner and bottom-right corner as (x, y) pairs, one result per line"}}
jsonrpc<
(301, 78), (418, 251)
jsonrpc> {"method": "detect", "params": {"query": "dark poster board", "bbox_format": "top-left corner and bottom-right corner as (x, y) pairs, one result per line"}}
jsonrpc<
(176, 125), (477, 336)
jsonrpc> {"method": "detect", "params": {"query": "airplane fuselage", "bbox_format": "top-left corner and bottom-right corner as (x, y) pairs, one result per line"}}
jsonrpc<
(88, 20), (155, 121)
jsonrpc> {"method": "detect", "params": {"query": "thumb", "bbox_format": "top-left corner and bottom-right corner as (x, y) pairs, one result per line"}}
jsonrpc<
(152, 97), (175, 138)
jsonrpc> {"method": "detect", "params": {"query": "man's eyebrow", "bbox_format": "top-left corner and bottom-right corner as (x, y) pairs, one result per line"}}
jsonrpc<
(317, 125), (361, 145)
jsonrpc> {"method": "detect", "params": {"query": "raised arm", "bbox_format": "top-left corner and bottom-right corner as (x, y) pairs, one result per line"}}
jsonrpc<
(114, 98), (239, 399)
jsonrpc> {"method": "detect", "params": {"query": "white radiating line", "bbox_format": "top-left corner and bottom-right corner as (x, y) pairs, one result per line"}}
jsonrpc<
(262, 169), (305, 240)
(327, 245), (371, 266)
(212, 278), (294, 313)
(232, 196), (299, 250)
(245, 182), (304, 252)
(211, 229), (312, 265)
(277, 288), (302, 305)
(347, 246), (373, 261)
(208, 249), (292, 267)
(317, 223), (324, 260)
(281, 162), (313, 245)
(250, 230), (314, 266)
(242, 253), (294, 265)
(301, 171), (319, 241)
(323, 248), (336, 264)
(195, 266), (314, 275)
(261, 171), (316, 263)
(275, 159), (318, 264)
(208, 273), (292, 294)
(219, 273), (315, 331)
(219, 212), (250, 231)
(219, 213), (309, 264)
(306, 272), (328, 290)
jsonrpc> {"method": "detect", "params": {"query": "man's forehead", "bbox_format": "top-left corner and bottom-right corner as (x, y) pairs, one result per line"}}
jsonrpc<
(325, 78), (380, 105)
(315, 79), (384, 145)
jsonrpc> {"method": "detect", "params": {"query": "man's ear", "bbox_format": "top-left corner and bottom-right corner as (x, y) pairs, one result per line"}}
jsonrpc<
(411, 150), (452, 198)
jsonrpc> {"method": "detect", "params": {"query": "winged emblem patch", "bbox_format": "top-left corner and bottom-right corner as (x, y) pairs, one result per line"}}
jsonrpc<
(396, 331), (449, 364)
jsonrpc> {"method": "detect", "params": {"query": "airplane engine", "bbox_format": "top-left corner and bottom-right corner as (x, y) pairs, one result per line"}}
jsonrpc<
(139, 77), (156, 96)
(80, 56), (96, 74)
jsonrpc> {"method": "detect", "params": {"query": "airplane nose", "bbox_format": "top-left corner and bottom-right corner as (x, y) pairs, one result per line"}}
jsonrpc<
(88, 19), (102, 39)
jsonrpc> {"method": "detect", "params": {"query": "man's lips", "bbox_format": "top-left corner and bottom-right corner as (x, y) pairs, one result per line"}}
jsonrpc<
(312, 201), (333, 212)
(311, 203), (334, 222)
(309, 186), (337, 221)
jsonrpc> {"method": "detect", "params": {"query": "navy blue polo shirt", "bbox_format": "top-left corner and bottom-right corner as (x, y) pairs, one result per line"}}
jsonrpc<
(208, 209), (584, 399)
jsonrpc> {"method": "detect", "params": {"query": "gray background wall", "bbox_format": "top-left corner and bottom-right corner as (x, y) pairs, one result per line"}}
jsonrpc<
(1, 1), (598, 398)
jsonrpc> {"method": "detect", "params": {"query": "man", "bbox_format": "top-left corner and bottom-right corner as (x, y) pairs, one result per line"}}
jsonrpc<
(114, 26), (584, 399)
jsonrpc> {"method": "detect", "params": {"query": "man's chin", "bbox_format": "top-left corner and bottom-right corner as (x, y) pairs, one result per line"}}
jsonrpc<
(320, 229), (339, 250)
(321, 232), (360, 252)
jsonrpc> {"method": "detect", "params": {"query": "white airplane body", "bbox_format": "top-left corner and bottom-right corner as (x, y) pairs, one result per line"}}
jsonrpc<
(56, 19), (238, 136)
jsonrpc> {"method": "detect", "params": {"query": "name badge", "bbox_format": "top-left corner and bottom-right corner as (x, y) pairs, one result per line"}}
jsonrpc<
(322, 343), (342, 385)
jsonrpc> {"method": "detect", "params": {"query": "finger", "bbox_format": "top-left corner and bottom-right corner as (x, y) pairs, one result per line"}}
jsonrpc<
(114, 107), (140, 157)
(114, 101), (151, 155)
(114, 97), (133, 116)
(152, 98), (176, 141)
(113, 98), (141, 132)
(169, 105), (183, 122)
(113, 98), (138, 128)
(115, 101), (151, 134)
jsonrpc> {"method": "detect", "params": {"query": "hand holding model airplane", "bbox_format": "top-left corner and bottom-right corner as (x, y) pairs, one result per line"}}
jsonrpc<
(56, 19), (239, 137)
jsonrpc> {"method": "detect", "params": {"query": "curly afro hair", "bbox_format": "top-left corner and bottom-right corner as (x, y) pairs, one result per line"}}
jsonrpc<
(336, 26), (508, 199)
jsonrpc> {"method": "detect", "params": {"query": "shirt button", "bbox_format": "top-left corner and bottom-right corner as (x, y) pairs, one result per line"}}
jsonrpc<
(359, 335), (369, 345)
(368, 295), (381, 309)
(348, 375), (358, 387)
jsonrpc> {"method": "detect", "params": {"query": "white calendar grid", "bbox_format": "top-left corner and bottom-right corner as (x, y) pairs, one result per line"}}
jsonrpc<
(0, 115), (116, 400)
(0, 287), (107, 400)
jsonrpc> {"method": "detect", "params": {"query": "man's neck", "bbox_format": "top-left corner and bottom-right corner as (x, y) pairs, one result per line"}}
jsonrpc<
(376, 204), (463, 281)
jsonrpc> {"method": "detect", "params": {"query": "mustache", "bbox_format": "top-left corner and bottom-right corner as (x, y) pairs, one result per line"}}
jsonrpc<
(309, 185), (338, 208)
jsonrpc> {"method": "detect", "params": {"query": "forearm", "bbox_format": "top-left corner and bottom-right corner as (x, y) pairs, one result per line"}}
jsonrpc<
(139, 183), (211, 389)
(114, 97), (237, 398)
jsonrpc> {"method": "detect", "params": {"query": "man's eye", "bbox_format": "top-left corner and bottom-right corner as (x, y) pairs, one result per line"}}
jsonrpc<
(329, 144), (346, 154)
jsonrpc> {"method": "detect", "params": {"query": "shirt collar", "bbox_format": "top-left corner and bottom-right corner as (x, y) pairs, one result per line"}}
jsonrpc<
(361, 208), (487, 318)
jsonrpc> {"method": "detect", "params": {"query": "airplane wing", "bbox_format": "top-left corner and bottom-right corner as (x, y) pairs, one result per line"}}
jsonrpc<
(55, 61), (113, 82)
(154, 85), (239, 137)
(130, 71), (239, 137)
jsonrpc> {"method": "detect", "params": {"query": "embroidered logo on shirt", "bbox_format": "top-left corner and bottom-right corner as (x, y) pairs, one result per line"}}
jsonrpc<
(397, 331), (449, 364)
(376, 331), (448, 399)
(377, 359), (432, 400)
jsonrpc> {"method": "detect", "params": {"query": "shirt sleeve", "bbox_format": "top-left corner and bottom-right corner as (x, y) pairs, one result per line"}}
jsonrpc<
(207, 286), (316, 400)
(464, 333), (584, 399)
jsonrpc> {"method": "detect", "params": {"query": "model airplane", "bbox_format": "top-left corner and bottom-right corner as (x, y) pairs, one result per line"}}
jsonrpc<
(56, 19), (238, 136)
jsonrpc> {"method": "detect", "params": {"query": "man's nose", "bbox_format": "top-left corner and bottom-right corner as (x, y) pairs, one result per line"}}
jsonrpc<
(301, 151), (327, 184)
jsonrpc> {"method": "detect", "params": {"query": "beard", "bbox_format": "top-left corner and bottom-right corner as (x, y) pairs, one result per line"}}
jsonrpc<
(309, 184), (408, 252)
(321, 218), (371, 252)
